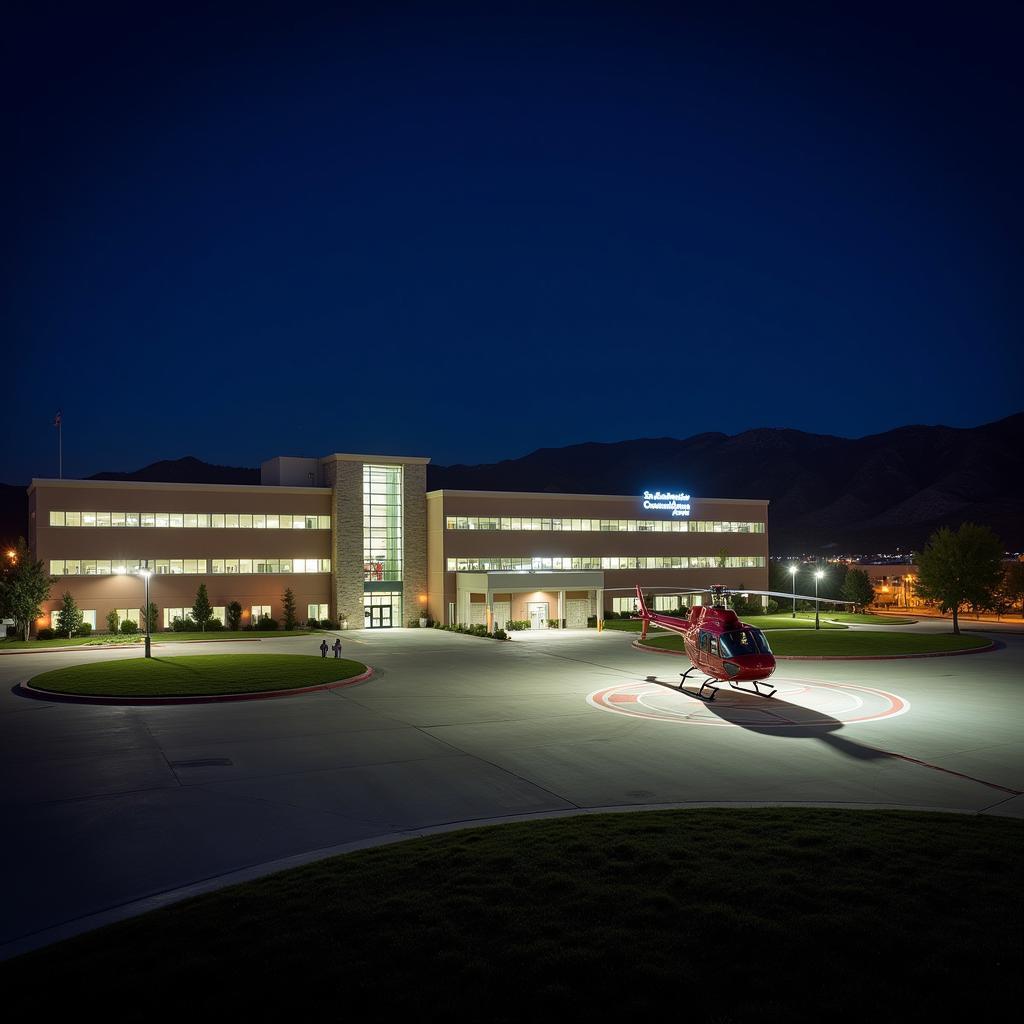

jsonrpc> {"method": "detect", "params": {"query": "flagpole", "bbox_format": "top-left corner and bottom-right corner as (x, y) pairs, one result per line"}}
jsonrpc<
(59, 419), (63, 479)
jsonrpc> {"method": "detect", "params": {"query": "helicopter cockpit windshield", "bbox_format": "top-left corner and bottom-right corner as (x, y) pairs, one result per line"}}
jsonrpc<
(719, 628), (772, 657)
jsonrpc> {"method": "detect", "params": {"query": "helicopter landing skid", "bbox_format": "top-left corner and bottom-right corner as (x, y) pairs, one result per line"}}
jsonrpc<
(728, 679), (777, 699)
(679, 668), (718, 701)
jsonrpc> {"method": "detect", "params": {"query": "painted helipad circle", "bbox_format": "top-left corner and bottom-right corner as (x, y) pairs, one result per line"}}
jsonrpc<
(587, 675), (908, 728)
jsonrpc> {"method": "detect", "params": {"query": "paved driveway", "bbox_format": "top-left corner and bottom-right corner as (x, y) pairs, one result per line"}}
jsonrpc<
(2, 623), (1021, 955)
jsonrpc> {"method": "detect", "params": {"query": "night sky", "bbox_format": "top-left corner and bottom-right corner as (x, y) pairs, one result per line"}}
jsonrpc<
(3, 2), (1021, 484)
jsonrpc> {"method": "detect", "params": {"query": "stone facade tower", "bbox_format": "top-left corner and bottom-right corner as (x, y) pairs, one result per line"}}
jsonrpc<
(319, 453), (429, 629)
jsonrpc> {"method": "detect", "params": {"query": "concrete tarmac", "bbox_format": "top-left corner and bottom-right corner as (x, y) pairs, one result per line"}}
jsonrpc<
(1, 621), (1021, 956)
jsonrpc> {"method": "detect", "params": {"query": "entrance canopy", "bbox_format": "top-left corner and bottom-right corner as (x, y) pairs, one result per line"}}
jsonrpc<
(455, 570), (605, 629)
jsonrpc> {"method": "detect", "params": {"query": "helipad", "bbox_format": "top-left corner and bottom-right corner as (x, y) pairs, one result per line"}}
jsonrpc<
(588, 675), (909, 727)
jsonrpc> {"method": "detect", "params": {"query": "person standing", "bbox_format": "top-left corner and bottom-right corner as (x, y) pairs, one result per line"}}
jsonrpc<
(319, 638), (329, 658)
(332, 638), (342, 659)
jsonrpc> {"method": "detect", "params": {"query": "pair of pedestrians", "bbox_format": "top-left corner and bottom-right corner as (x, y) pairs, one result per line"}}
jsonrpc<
(319, 637), (343, 658)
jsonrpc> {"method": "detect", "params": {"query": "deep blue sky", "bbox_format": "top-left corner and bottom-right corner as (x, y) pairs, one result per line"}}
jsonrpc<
(3, 1), (1021, 483)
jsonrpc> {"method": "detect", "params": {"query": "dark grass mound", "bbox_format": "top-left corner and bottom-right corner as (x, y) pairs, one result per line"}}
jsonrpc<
(5, 809), (1021, 1021)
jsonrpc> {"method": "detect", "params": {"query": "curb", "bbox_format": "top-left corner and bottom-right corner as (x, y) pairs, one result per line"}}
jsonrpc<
(15, 667), (374, 706)
(631, 639), (996, 661)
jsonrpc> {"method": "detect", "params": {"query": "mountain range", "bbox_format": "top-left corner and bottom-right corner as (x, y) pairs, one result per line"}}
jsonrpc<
(2, 415), (1021, 553)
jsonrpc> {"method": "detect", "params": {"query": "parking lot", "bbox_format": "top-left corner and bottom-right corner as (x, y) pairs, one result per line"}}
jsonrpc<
(2, 621), (1021, 957)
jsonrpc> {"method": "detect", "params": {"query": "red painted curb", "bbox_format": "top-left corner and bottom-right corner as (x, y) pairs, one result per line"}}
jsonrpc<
(631, 639), (996, 661)
(16, 667), (373, 706)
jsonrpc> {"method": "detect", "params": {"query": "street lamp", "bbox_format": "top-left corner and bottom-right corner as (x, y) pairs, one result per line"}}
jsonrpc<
(814, 569), (824, 631)
(139, 563), (152, 658)
(788, 564), (798, 617)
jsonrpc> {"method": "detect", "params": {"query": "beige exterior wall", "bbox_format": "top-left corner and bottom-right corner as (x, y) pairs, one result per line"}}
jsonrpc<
(30, 479), (332, 630)
(427, 490), (769, 623)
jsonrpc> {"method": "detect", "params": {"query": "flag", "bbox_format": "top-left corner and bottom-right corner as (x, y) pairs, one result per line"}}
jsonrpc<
(54, 410), (62, 427)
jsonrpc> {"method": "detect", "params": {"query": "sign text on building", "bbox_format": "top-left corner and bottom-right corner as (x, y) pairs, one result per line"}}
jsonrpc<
(641, 490), (692, 517)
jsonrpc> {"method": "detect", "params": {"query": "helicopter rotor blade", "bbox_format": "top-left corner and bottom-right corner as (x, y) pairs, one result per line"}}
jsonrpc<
(726, 589), (856, 605)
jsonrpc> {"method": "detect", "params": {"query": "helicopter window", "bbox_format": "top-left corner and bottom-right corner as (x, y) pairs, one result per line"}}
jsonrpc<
(709, 637), (720, 657)
(699, 632), (710, 653)
(719, 629), (772, 657)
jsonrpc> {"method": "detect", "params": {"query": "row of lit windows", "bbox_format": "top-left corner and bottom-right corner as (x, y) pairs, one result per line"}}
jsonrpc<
(49, 557), (331, 576)
(48, 511), (330, 530)
(445, 516), (765, 533)
(446, 555), (766, 571)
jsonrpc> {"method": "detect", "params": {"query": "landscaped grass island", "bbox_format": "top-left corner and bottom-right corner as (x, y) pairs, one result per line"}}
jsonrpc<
(26, 654), (367, 698)
(0, 629), (315, 651)
(604, 615), (846, 632)
(641, 630), (992, 657)
(5, 809), (1019, 1018)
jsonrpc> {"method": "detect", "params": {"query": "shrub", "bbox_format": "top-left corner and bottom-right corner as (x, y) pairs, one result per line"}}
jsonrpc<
(106, 610), (120, 635)
(206, 617), (223, 631)
(765, 599), (779, 615)
(75, 621), (92, 637)
(282, 588), (298, 631)
(256, 616), (278, 630)
(171, 616), (197, 632)
(320, 619), (338, 630)
(307, 618), (319, 629)
(407, 618), (420, 627)
(226, 601), (243, 631)
(119, 618), (139, 635)
(506, 620), (530, 631)
(37, 627), (55, 640)
(492, 628), (508, 640)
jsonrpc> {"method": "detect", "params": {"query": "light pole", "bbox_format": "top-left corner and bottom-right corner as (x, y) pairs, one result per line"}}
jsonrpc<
(139, 563), (152, 658)
(788, 564), (798, 617)
(814, 569), (824, 631)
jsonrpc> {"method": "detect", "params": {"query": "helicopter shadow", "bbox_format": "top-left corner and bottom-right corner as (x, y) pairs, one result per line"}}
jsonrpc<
(644, 676), (891, 763)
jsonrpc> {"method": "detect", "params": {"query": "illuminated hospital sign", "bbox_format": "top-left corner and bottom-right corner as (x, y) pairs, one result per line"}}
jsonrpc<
(642, 490), (692, 517)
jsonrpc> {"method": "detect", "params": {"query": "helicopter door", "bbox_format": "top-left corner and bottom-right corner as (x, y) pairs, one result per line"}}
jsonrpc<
(698, 632), (711, 666)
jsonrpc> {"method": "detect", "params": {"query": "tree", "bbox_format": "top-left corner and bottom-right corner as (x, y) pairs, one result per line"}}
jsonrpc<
(0, 538), (52, 640)
(1001, 561), (1024, 616)
(841, 568), (875, 612)
(192, 583), (213, 632)
(282, 587), (297, 631)
(106, 609), (120, 635)
(913, 523), (1004, 634)
(226, 601), (243, 631)
(56, 591), (83, 639)
(145, 602), (158, 633)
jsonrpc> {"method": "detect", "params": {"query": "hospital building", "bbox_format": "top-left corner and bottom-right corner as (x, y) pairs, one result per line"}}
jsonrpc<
(28, 451), (769, 632)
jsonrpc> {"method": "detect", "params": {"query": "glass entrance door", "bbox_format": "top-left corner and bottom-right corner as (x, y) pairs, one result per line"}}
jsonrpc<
(528, 602), (549, 629)
(368, 605), (392, 628)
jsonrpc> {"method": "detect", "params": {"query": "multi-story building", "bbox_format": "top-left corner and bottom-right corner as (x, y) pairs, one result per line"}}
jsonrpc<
(28, 453), (769, 632)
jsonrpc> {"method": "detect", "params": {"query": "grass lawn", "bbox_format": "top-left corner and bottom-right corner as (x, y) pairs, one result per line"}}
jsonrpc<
(795, 611), (918, 625)
(603, 615), (845, 631)
(152, 630), (313, 643)
(5, 809), (1020, 1019)
(642, 630), (992, 656)
(0, 630), (314, 650)
(27, 654), (367, 697)
(0, 635), (137, 649)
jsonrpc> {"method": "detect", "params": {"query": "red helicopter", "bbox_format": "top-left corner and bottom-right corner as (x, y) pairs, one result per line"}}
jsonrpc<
(624, 584), (853, 702)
